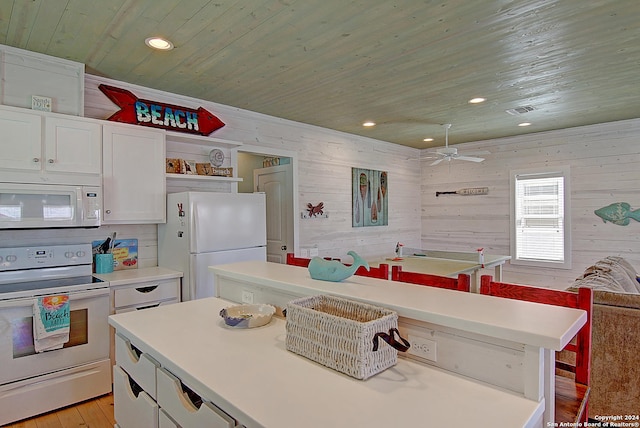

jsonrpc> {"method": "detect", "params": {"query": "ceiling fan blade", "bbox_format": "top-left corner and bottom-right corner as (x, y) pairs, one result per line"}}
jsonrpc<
(420, 151), (443, 160)
(429, 158), (444, 166)
(455, 155), (485, 162)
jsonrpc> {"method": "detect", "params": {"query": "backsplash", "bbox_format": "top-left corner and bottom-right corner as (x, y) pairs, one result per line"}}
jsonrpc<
(0, 224), (158, 268)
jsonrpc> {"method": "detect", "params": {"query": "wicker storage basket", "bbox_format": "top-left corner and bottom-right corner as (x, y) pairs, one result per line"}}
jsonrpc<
(285, 295), (400, 380)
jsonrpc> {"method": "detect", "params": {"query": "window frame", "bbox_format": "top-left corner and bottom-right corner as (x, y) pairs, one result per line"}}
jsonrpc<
(509, 166), (572, 269)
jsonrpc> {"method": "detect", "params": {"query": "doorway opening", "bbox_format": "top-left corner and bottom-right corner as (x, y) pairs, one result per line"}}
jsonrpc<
(237, 146), (298, 264)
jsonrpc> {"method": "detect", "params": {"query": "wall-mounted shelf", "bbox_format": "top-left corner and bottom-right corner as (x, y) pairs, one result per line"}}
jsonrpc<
(165, 131), (242, 148)
(165, 173), (243, 182)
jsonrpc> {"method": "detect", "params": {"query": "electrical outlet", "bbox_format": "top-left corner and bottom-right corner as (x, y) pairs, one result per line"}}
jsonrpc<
(241, 290), (254, 304)
(408, 334), (437, 362)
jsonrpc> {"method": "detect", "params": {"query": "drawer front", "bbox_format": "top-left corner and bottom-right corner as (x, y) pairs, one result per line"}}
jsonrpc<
(115, 299), (179, 314)
(159, 409), (179, 428)
(114, 279), (179, 308)
(115, 333), (160, 399)
(157, 367), (235, 428)
(114, 365), (159, 428)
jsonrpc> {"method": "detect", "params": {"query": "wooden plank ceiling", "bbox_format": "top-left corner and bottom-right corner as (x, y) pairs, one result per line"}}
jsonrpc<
(0, 0), (639, 148)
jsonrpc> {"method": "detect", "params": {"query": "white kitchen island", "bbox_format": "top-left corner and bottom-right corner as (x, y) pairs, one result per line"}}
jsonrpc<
(109, 297), (545, 428)
(210, 261), (588, 426)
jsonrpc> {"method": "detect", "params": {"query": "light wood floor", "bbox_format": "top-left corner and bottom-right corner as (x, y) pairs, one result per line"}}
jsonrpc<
(3, 393), (115, 428)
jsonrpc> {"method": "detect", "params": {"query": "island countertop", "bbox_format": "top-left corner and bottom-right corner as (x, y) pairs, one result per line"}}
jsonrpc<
(109, 297), (544, 428)
(210, 261), (586, 351)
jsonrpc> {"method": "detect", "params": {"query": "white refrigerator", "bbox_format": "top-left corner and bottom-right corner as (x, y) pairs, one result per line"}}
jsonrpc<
(158, 192), (267, 301)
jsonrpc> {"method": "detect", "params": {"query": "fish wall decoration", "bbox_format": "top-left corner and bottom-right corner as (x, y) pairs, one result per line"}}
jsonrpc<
(594, 202), (640, 226)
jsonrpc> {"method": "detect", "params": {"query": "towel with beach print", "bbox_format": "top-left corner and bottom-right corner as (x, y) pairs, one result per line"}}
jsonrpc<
(33, 294), (70, 353)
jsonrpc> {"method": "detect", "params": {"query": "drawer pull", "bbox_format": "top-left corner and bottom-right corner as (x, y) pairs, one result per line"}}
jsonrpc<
(129, 342), (143, 359)
(135, 285), (159, 293)
(136, 303), (161, 311)
(128, 371), (144, 398)
(179, 380), (204, 409)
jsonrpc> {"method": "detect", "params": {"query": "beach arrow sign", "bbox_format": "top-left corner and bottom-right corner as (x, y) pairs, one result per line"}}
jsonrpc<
(98, 84), (225, 136)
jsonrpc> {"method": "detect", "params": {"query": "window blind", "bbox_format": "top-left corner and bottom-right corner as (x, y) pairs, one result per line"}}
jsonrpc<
(514, 174), (565, 262)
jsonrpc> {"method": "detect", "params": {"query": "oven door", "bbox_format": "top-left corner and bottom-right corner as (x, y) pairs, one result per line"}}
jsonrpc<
(0, 287), (109, 385)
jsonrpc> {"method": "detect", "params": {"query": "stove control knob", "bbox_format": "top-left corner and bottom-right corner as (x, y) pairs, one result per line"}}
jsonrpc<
(65, 251), (75, 258)
(6, 255), (17, 263)
(0, 256), (3, 263)
(76, 251), (86, 258)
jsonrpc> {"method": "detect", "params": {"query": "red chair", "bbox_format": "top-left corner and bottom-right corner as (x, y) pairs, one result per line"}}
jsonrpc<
(354, 264), (389, 279)
(286, 253), (312, 267)
(479, 275), (593, 424)
(391, 266), (470, 292)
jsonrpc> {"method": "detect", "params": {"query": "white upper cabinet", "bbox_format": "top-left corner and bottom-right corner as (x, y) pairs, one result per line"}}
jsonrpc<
(102, 123), (166, 224)
(0, 107), (42, 172)
(44, 116), (102, 175)
(0, 105), (101, 185)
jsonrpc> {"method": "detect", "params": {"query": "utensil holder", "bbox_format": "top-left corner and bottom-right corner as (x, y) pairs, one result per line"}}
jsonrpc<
(95, 253), (114, 274)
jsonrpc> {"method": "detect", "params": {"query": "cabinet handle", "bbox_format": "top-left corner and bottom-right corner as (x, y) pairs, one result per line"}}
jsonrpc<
(105, 210), (111, 214)
(48, 158), (55, 163)
(178, 379), (204, 409)
(135, 285), (159, 293)
(33, 158), (40, 163)
(136, 303), (161, 310)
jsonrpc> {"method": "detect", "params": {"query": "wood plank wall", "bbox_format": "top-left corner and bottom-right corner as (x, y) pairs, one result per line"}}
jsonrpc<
(0, 74), (422, 265)
(0, 224), (159, 268)
(85, 75), (423, 261)
(421, 119), (640, 289)
(2, 71), (637, 290)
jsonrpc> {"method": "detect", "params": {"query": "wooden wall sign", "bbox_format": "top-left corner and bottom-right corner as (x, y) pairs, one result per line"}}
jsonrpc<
(98, 84), (225, 136)
(436, 187), (489, 197)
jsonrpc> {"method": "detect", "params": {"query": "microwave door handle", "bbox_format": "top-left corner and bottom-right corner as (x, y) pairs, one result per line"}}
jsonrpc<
(76, 188), (84, 225)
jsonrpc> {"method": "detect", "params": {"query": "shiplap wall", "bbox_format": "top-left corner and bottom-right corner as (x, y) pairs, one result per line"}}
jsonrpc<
(421, 118), (640, 289)
(2, 69), (637, 286)
(82, 75), (421, 261)
(0, 225), (159, 268)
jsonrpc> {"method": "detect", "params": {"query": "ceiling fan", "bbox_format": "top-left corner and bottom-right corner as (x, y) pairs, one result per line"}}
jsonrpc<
(423, 124), (489, 166)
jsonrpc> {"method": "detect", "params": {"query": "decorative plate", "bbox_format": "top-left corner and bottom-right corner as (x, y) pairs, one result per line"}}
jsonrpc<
(209, 148), (225, 167)
(219, 303), (276, 328)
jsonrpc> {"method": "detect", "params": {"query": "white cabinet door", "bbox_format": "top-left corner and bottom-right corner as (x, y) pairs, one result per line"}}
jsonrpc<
(0, 106), (101, 184)
(0, 107), (42, 171)
(44, 116), (102, 175)
(102, 123), (166, 224)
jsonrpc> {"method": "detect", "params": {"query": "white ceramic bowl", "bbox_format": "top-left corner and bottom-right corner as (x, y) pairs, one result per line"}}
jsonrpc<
(219, 303), (276, 328)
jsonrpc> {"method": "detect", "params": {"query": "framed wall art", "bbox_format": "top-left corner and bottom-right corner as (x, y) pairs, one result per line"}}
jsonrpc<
(352, 168), (388, 227)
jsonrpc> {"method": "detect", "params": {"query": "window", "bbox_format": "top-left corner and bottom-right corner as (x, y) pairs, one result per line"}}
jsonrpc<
(510, 167), (571, 269)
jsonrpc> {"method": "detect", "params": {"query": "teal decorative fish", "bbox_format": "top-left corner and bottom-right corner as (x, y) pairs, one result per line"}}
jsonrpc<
(308, 250), (369, 282)
(594, 202), (640, 226)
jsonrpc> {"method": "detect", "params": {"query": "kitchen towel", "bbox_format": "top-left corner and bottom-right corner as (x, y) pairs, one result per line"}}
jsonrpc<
(33, 294), (70, 353)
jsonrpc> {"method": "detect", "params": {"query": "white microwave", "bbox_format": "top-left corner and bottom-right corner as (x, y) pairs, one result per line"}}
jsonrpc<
(0, 183), (101, 229)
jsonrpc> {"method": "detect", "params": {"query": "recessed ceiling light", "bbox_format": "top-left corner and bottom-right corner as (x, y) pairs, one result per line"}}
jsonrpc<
(468, 97), (486, 104)
(423, 138), (434, 142)
(518, 122), (532, 127)
(145, 37), (174, 51)
(362, 121), (376, 127)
